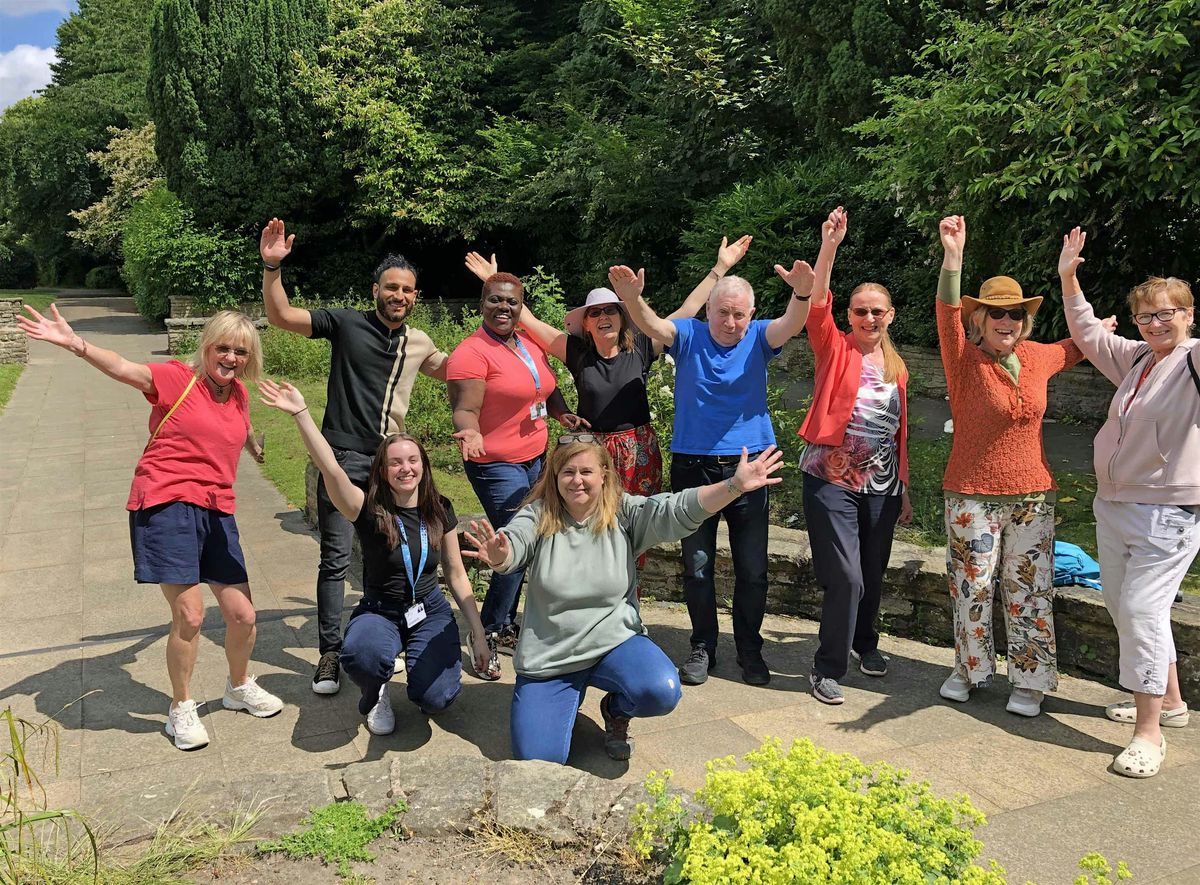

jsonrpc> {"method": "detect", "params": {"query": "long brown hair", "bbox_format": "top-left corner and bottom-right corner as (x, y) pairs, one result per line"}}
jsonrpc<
(522, 442), (623, 537)
(364, 434), (449, 550)
(849, 283), (907, 384)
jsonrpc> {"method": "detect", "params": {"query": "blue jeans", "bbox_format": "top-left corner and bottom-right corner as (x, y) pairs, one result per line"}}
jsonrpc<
(463, 457), (543, 633)
(315, 447), (373, 654)
(511, 635), (681, 764)
(339, 591), (463, 715)
(670, 453), (770, 658)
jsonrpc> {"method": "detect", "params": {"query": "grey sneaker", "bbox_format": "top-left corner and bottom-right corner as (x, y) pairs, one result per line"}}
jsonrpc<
(679, 645), (714, 685)
(852, 649), (888, 677)
(809, 671), (844, 705)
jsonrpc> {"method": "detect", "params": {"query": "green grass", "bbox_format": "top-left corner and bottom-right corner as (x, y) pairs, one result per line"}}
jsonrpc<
(0, 289), (56, 314)
(257, 800), (407, 879)
(248, 376), (483, 515)
(0, 363), (21, 414)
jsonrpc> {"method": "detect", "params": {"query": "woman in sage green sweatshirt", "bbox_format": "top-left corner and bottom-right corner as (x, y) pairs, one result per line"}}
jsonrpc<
(464, 441), (783, 764)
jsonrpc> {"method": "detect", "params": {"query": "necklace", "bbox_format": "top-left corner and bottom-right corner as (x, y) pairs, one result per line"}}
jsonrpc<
(207, 374), (232, 397)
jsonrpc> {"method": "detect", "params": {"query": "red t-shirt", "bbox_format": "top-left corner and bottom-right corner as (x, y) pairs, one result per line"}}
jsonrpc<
(446, 328), (556, 464)
(126, 361), (250, 514)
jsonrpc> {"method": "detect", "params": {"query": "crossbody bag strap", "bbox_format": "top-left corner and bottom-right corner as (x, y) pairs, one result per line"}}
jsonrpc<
(1188, 350), (1200, 399)
(147, 374), (200, 448)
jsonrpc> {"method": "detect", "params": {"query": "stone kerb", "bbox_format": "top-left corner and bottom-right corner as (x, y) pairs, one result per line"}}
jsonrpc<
(0, 298), (28, 364)
(169, 294), (265, 320)
(301, 465), (1200, 698)
(166, 316), (268, 353)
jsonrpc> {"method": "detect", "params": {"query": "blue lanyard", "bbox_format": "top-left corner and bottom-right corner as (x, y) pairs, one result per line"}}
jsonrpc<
(484, 327), (541, 395)
(395, 515), (429, 605)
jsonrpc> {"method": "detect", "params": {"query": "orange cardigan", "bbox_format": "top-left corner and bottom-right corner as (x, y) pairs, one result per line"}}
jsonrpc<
(937, 300), (1083, 496)
(798, 298), (910, 486)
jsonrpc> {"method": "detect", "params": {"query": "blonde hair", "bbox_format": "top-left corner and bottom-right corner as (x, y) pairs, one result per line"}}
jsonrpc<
(524, 442), (623, 537)
(849, 283), (907, 384)
(966, 305), (1035, 349)
(190, 311), (263, 383)
(1127, 276), (1194, 315)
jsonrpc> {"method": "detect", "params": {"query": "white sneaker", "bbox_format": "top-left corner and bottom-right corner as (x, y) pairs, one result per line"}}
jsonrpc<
(1006, 687), (1044, 717)
(166, 699), (210, 750)
(939, 670), (971, 703)
(394, 654), (406, 675)
(366, 684), (395, 735)
(222, 675), (284, 718)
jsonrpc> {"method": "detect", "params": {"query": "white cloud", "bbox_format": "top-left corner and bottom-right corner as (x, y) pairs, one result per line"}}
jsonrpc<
(0, 44), (55, 111)
(0, 0), (72, 15)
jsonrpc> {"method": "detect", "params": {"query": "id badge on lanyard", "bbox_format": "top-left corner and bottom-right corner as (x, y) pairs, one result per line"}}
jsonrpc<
(396, 515), (429, 628)
(512, 337), (547, 421)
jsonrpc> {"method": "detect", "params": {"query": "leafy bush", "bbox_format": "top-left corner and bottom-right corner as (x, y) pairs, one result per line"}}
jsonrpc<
(83, 264), (123, 289)
(121, 186), (257, 321)
(634, 738), (1003, 885)
(260, 326), (333, 380)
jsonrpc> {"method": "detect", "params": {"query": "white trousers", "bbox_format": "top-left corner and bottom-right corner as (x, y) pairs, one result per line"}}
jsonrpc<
(1093, 497), (1200, 696)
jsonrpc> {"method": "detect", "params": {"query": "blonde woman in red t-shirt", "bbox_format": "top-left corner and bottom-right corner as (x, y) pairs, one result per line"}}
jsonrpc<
(19, 306), (281, 751)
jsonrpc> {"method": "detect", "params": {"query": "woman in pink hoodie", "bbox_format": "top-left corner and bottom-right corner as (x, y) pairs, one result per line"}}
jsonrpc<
(1059, 228), (1200, 778)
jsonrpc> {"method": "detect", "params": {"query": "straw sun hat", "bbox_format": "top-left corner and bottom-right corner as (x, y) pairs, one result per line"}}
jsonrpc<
(959, 275), (1043, 319)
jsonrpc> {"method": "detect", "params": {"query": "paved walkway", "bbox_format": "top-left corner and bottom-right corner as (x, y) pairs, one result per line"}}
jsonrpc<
(2, 296), (1199, 884)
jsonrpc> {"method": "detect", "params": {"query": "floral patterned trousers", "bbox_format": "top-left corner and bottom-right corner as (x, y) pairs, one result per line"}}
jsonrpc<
(944, 496), (1059, 691)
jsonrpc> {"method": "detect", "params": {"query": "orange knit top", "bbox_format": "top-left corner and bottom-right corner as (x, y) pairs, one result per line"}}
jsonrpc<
(937, 300), (1084, 496)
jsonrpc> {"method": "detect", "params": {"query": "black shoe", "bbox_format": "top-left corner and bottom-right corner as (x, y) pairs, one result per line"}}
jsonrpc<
(852, 648), (888, 677)
(737, 653), (771, 686)
(599, 693), (633, 760)
(496, 623), (520, 652)
(679, 645), (714, 685)
(312, 651), (340, 695)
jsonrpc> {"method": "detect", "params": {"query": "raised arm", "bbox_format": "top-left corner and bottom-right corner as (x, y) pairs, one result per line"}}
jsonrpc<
(1058, 226), (1142, 382)
(666, 235), (753, 321)
(19, 304), (153, 393)
(260, 218), (313, 337)
(448, 378), (487, 459)
(608, 266), (676, 347)
(935, 215), (969, 369)
(259, 379), (365, 520)
(765, 260), (815, 349)
(516, 308), (567, 362)
(809, 207), (847, 309)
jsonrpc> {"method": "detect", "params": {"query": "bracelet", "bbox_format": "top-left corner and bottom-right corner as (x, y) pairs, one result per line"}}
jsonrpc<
(291, 406), (309, 417)
(725, 475), (742, 495)
(263, 262), (281, 272)
(793, 291), (812, 302)
(71, 336), (88, 358)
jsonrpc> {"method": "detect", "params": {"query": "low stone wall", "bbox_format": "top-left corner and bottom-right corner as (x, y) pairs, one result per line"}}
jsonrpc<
(169, 294), (265, 319)
(776, 338), (1114, 425)
(301, 463), (1200, 699)
(0, 298), (27, 364)
(166, 316), (267, 354)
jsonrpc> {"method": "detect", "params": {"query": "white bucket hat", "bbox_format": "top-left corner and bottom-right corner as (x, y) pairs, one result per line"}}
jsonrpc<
(564, 288), (628, 336)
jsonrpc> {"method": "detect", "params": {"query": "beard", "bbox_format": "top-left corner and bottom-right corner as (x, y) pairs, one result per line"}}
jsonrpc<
(376, 295), (410, 324)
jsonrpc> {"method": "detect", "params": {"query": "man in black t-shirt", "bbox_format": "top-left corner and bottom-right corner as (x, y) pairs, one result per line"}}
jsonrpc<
(260, 219), (449, 695)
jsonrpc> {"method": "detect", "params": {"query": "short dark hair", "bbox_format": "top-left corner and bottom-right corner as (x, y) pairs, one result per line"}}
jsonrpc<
(373, 253), (418, 284)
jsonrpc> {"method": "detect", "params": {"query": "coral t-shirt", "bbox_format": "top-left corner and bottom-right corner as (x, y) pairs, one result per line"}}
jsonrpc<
(446, 328), (556, 464)
(126, 361), (249, 514)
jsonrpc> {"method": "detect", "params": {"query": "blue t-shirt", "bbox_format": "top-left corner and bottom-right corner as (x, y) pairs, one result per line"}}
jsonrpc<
(668, 318), (781, 455)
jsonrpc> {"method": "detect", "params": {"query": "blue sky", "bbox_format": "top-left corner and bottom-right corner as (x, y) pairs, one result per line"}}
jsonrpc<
(1, 0), (75, 110)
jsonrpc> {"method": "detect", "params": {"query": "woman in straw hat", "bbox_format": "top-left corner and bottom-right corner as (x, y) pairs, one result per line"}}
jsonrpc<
(934, 215), (1087, 718)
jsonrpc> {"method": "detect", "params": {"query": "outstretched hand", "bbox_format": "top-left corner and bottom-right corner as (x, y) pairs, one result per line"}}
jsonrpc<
(939, 215), (966, 263)
(260, 218), (295, 265)
(461, 519), (511, 569)
(557, 412), (591, 431)
(607, 265), (645, 303)
(465, 251), (498, 282)
(732, 445), (785, 493)
(821, 206), (847, 247)
(17, 303), (77, 350)
(715, 235), (753, 274)
(258, 378), (307, 415)
(1058, 227), (1086, 280)
(452, 428), (486, 460)
(773, 260), (815, 297)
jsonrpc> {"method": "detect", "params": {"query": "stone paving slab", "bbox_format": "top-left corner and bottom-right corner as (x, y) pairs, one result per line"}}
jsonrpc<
(2, 295), (1199, 881)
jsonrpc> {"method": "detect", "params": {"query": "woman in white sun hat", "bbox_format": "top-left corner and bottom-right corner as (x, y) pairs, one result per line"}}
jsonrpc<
(464, 236), (752, 506)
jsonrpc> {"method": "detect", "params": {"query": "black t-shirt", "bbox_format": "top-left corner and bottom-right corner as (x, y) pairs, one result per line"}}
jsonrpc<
(309, 308), (440, 454)
(564, 332), (658, 432)
(352, 496), (457, 606)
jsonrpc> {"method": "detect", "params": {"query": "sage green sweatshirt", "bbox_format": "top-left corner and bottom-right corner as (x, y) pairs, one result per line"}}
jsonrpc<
(498, 488), (708, 678)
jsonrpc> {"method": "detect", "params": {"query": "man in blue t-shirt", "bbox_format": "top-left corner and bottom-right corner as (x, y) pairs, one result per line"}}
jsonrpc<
(610, 260), (815, 686)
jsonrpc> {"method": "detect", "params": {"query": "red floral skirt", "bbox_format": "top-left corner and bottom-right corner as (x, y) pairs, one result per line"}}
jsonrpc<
(598, 423), (662, 590)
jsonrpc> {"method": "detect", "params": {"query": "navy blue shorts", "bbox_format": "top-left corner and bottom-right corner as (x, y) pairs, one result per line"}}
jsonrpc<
(129, 501), (249, 586)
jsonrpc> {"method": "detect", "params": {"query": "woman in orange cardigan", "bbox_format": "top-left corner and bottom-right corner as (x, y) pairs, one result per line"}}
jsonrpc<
(797, 207), (912, 705)
(935, 215), (1086, 718)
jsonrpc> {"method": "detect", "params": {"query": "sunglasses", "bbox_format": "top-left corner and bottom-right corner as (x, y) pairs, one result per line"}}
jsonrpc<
(849, 307), (890, 319)
(214, 344), (251, 358)
(558, 432), (602, 445)
(1133, 307), (1187, 326)
(986, 307), (1027, 321)
(585, 305), (621, 319)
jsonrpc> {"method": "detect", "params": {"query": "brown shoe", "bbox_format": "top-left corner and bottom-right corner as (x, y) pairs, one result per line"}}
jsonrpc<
(599, 693), (632, 760)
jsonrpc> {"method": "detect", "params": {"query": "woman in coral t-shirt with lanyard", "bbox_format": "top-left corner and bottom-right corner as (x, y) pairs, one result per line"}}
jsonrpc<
(19, 306), (282, 752)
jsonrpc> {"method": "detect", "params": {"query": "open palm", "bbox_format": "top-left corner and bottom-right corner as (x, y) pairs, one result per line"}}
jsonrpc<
(17, 304), (76, 349)
(1058, 227), (1086, 278)
(732, 445), (784, 493)
(716, 235), (752, 272)
(461, 519), (510, 569)
(465, 251), (498, 282)
(774, 260), (815, 295)
(608, 266), (645, 303)
(260, 218), (295, 265)
(258, 378), (307, 415)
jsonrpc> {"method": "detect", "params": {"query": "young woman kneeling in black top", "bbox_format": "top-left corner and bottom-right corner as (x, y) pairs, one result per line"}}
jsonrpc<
(260, 379), (491, 735)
